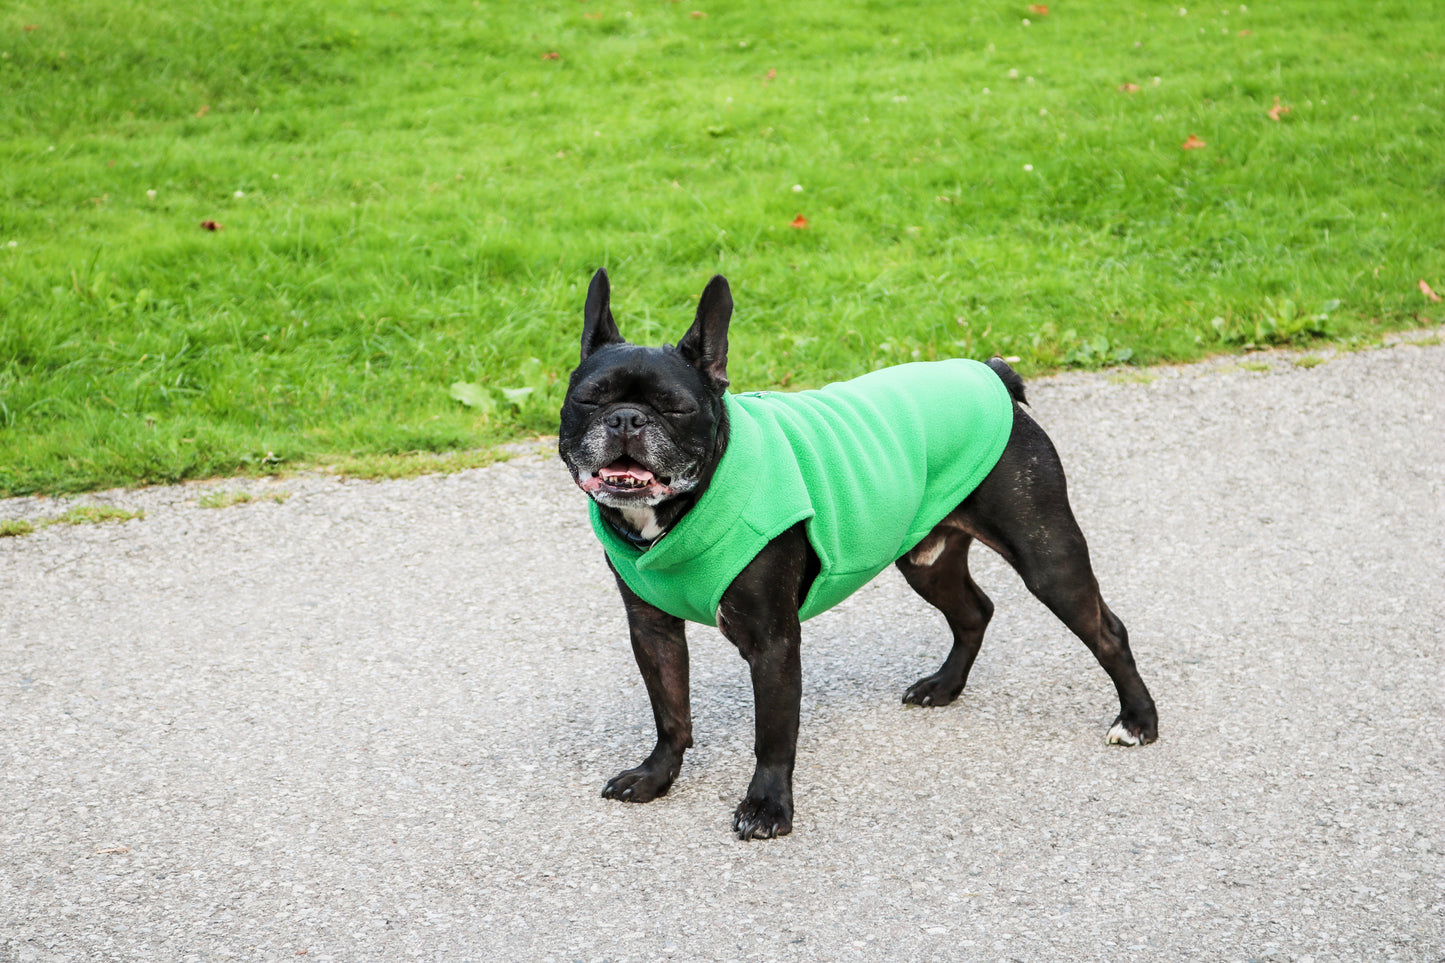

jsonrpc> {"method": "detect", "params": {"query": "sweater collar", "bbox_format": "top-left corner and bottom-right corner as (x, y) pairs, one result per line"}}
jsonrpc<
(591, 392), (758, 571)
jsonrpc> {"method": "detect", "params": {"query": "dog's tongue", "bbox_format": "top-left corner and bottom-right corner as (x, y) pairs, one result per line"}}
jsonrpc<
(600, 459), (656, 485)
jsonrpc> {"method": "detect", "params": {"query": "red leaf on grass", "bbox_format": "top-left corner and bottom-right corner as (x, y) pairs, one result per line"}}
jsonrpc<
(789, 215), (809, 229)
(1267, 96), (1291, 121)
(1028, 4), (1049, 15)
(200, 220), (223, 231)
(1421, 279), (1442, 303)
(1181, 134), (1206, 150)
(541, 51), (560, 60)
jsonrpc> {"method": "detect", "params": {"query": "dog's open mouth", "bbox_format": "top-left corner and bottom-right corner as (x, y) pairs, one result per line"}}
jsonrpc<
(599, 458), (657, 490)
(581, 458), (670, 497)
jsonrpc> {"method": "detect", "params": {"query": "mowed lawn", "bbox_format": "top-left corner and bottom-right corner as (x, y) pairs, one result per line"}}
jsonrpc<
(1, 0), (1441, 494)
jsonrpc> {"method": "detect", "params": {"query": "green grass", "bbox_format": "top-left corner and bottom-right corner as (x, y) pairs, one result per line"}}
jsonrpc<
(197, 490), (254, 510)
(312, 447), (511, 481)
(1, 0), (1441, 495)
(196, 488), (292, 508)
(48, 504), (145, 525)
(0, 503), (144, 535)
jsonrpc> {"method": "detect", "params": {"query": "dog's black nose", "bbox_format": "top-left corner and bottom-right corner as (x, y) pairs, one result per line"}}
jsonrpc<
(605, 407), (649, 435)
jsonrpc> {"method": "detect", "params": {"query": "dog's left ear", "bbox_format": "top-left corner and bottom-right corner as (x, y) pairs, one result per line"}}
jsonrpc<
(677, 275), (731, 389)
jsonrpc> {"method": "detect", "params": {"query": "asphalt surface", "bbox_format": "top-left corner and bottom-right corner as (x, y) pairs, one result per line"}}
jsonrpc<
(2, 337), (1442, 962)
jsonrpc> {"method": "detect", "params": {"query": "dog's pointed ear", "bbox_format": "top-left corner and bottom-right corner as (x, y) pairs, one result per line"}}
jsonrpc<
(581, 268), (624, 361)
(677, 274), (731, 389)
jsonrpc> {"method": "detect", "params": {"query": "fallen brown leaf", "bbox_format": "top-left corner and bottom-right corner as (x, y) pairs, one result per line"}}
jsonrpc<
(200, 220), (223, 231)
(23, 24), (40, 32)
(1118, 82), (1141, 94)
(541, 51), (560, 60)
(1181, 134), (1206, 150)
(1028, 4), (1049, 15)
(690, 10), (706, 17)
(195, 104), (210, 118)
(1268, 96), (1291, 121)
(1420, 279), (1442, 303)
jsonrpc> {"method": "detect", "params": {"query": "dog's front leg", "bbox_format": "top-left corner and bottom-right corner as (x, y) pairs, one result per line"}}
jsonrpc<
(602, 565), (693, 803)
(716, 524), (811, 840)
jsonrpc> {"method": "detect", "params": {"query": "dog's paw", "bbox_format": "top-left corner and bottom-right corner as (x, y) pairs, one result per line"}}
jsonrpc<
(732, 796), (792, 840)
(901, 672), (964, 708)
(1106, 715), (1158, 747)
(601, 765), (674, 803)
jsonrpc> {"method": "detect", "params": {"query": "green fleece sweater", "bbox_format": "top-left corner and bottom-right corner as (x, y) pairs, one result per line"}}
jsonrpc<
(590, 358), (1014, 626)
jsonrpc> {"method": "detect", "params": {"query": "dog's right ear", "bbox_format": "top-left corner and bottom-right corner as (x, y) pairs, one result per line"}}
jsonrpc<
(581, 268), (624, 361)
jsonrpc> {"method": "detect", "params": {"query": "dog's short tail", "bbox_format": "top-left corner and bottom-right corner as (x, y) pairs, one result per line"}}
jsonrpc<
(986, 357), (1028, 406)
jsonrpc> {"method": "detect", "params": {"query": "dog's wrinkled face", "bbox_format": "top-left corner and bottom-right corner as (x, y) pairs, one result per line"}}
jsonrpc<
(558, 269), (732, 519)
(559, 343), (718, 508)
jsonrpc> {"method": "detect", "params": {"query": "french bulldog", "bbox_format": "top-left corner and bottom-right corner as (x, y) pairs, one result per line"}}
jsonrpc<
(558, 269), (1158, 840)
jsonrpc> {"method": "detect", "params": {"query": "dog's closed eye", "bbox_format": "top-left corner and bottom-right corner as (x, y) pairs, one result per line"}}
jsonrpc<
(653, 394), (698, 416)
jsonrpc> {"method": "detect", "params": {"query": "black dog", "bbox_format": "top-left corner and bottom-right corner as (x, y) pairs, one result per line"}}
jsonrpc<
(558, 269), (1157, 839)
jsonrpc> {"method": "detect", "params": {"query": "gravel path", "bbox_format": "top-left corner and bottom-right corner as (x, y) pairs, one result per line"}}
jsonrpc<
(3, 337), (1442, 962)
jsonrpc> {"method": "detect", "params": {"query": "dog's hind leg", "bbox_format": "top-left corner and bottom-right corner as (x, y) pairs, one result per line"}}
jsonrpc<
(1017, 552), (1157, 746)
(956, 405), (1159, 745)
(896, 532), (994, 707)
